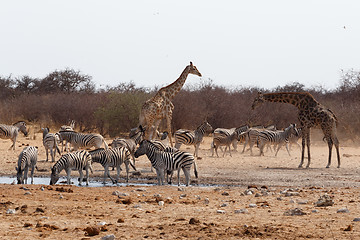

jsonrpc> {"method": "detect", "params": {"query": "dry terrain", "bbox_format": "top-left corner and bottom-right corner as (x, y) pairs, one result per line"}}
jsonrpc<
(1, 129), (360, 239)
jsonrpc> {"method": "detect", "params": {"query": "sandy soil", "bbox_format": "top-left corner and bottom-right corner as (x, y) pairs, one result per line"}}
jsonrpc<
(1, 130), (360, 239)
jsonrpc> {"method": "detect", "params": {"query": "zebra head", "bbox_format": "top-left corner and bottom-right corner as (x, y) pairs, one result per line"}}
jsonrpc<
(50, 167), (60, 185)
(134, 140), (149, 158)
(15, 166), (24, 184)
(202, 121), (213, 133)
(252, 92), (265, 110)
(189, 62), (202, 77)
(14, 121), (28, 137)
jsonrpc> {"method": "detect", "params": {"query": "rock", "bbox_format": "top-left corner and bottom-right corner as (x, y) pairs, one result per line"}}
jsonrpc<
(98, 222), (106, 226)
(40, 186), (44, 191)
(6, 209), (16, 214)
(35, 207), (45, 213)
(220, 203), (227, 207)
(234, 209), (248, 214)
(84, 226), (100, 236)
(221, 192), (229, 196)
(59, 194), (64, 199)
(353, 218), (360, 222)
(189, 218), (200, 224)
(297, 200), (308, 205)
(284, 208), (307, 216)
(315, 194), (334, 207)
(244, 189), (253, 195)
(312, 209), (319, 213)
(217, 210), (225, 214)
(255, 193), (261, 197)
(117, 218), (125, 223)
(249, 204), (257, 208)
(179, 194), (187, 199)
(285, 192), (299, 197)
(178, 187), (184, 192)
(24, 191), (32, 195)
(158, 201), (164, 206)
(204, 198), (209, 204)
(136, 188), (147, 192)
(344, 225), (353, 231)
(337, 208), (349, 213)
(101, 235), (115, 240)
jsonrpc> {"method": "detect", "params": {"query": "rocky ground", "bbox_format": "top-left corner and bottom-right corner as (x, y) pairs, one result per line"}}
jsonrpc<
(1, 131), (360, 239)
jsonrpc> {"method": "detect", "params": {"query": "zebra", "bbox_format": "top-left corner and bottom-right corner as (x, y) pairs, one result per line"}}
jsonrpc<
(42, 127), (61, 162)
(241, 125), (277, 155)
(0, 121), (28, 150)
(211, 125), (249, 154)
(135, 140), (198, 186)
(58, 120), (75, 152)
(174, 121), (213, 158)
(211, 130), (244, 157)
(57, 131), (108, 152)
(16, 146), (38, 184)
(89, 147), (132, 184)
(50, 150), (93, 186)
(288, 127), (302, 150)
(110, 126), (145, 170)
(257, 123), (299, 156)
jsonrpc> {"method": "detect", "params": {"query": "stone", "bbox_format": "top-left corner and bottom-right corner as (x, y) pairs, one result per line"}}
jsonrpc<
(220, 203), (227, 207)
(101, 235), (115, 240)
(353, 218), (360, 222)
(6, 209), (16, 214)
(337, 208), (349, 213)
(158, 201), (164, 206)
(249, 204), (257, 208)
(234, 209), (248, 214)
(84, 226), (100, 236)
(24, 191), (32, 195)
(204, 198), (210, 204)
(284, 208), (307, 216)
(315, 194), (334, 207)
(217, 210), (226, 214)
(117, 218), (125, 223)
(189, 218), (200, 224)
(244, 189), (253, 195)
(285, 192), (299, 197)
(221, 192), (229, 196)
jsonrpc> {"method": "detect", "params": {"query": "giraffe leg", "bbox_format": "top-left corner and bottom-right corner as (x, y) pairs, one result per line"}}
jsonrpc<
(334, 137), (341, 168)
(325, 137), (333, 168)
(299, 136), (306, 168)
(305, 133), (311, 168)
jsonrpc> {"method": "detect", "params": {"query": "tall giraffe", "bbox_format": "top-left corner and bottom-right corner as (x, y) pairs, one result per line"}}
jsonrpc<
(251, 92), (340, 168)
(139, 62), (202, 146)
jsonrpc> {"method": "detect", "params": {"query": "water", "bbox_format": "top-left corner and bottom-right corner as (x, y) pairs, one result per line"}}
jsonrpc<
(0, 176), (224, 188)
(0, 176), (156, 187)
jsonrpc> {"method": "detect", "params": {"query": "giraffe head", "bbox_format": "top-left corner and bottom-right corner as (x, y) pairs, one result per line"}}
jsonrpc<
(189, 62), (202, 77)
(251, 92), (265, 110)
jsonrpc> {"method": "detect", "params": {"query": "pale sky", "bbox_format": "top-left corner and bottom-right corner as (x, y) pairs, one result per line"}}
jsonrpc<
(1, 1), (359, 90)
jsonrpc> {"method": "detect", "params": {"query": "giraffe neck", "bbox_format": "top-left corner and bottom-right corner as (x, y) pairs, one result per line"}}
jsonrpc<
(156, 65), (191, 101)
(262, 92), (319, 110)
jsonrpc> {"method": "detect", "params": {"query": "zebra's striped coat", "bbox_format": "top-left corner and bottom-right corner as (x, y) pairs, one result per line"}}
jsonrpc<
(135, 140), (197, 186)
(0, 121), (28, 150)
(174, 121), (213, 157)
(50, 150), (93, 186)
(89, 147), (132, 184)
(16, 146), (38, 184)
(42, 127), (61, 162)
(57, 131), (108, 152)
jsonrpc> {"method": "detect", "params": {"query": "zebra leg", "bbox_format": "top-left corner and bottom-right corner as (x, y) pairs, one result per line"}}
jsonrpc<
(285, 142), (291, 156)
(183, 167), (191, 186)
(24, 166), (29, 184)
(194, 143), (200, 158)
(66, 168), (72, 185)
(50, 148), (54, 162)
(30, 166), (35, 184)
(45, 148), (49, 162)
(125, 161), (130, 183)
(85, 166), (90, 186)
(78, 169), (84, 186)
(130, 153), (137, 171)
(275, 143), (283, 156)
(177, 168), (181, 186)
(155, 168), (164, 185)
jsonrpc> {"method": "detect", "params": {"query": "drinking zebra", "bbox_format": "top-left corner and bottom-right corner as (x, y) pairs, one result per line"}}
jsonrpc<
(16, 146), (38, 184)
(174, 121), (213, 158)
(257, 123), (299, 156)
(0, 121), (28, 150)
(42, 127), (61, 162)
(89, 147), (132, 184)
(57, 131), (108, 152)
(135, 140), (198, 186)
(50, 150), (93, 186)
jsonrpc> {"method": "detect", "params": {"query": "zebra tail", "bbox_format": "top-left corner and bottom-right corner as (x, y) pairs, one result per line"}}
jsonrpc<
(193, 161), (198, 178)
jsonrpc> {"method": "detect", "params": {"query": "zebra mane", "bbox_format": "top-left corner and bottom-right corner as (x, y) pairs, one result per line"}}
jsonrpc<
(88, 148), (106, 154)
(13, 121), (26, 126)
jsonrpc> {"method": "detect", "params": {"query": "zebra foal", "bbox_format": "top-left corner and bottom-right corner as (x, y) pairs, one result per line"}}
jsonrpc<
(50, 150), (93, 186)
(42, 127), (61, 162)
(174, 121), (213, 158)
(135, 140), (198, 186)
(16, 146), (38, 184)
(0, 121), (28, 150)
(89, 147), (132, 184)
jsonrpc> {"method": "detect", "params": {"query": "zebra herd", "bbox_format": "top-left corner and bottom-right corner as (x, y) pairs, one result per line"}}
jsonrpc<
(6, 118), (301, 187)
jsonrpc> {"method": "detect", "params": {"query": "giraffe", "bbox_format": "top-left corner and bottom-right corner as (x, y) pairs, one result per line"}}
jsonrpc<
(139, 62), (202, 146)
(251, 92), (340, 168)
